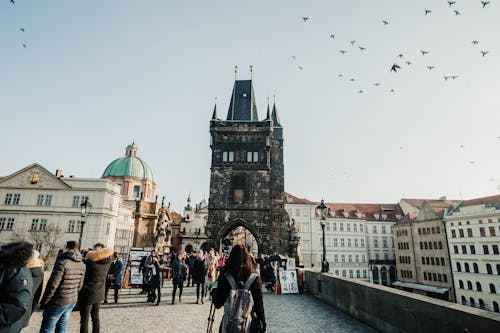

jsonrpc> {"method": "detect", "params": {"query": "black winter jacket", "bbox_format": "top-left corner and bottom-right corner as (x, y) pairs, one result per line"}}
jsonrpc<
(41, 249), (86, 307)
(20, 266), (44, 329)
(78, 248), (113, 305)
(0, 242), (33, 333)
(191, 257), (206, 284)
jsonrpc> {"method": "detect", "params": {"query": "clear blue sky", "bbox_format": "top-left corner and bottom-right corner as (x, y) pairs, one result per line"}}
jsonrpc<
(1, 1), (500, 211)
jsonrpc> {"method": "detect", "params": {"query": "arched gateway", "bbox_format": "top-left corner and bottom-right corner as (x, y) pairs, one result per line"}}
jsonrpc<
(206, 77), (298, 257)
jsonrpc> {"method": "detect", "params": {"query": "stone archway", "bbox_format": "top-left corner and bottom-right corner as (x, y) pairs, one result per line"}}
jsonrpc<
(214, 218), (262, 255)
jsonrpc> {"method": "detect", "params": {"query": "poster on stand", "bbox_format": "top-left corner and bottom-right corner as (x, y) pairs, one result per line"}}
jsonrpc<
(279, 270), (299, 294)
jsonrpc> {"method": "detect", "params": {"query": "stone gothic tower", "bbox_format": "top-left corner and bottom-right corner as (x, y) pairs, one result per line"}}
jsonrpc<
(206, 79), (297, 255)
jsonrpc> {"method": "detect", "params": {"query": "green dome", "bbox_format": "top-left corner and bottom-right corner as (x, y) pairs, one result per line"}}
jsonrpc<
(102, 143), (153, 181)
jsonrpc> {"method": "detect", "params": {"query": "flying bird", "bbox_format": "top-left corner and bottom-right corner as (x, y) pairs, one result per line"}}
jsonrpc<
(338, 74), (343, 77)
(451, 75), (459, 80)
(460, 145), (464, 148)
(340, 50), (347, 54)
(374, 83), (381, 87)
(444, 75), (450, 80)
(19, 27), (25, 32)
(454, 10), (461, 15)
(390, 63), (401, 72)
(481, 1), (490, 8)
(448, 1), (456, 6)
(469, 161), (476, 165)
(359, 46), (366, 51)
(472, 40), (479, 45)
(350, 40), (356, 45)
(350, 78), (356, 82)
(291, 55), (296, 60)
(358, 90), (363, 94)
(405, 61), (412, 65)
(427, 66), (435, 70)
(382, 20), (389, 26)
(330, 33), (335, 39)
(390, 89), (395, 93)
(421, 50), (429, 56)
(298, 66), (303, 70)
(481, 50), (489, 57)
(397, 54), (404, 58)
(10, 0), (15, 3)
(302, 17), (309, 22)
(22, 43), (27, 48)
(425, 9), (432, 15)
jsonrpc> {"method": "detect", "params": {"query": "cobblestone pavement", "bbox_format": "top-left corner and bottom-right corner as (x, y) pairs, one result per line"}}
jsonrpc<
(25, 285), (375, 333)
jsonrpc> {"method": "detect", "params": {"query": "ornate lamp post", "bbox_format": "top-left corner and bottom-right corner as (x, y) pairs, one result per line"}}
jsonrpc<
(317, 199), (329, 273)
(79, 199), (92, 246)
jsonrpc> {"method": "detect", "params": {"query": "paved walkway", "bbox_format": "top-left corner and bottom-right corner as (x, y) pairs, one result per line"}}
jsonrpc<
(25, 286), (375, 333)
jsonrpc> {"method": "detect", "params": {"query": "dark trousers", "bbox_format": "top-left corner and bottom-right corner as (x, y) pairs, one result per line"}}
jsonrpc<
(148, 276), (160, 303)
(105, 281), (119, 303)
(79, 303), (100, 333)
(196, 282), (205, 299)
(187, 269), (193, 286)
(172, 281), (184, 299)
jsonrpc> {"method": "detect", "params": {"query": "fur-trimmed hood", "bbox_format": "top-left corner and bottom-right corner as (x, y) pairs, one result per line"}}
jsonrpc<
(85, 248), (113, 262)
(0, 241), (33, 268)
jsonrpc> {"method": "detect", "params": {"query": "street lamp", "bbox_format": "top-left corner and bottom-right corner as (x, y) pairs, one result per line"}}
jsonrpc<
(317, 199), (329, 273)
(79, 198), (92, 246)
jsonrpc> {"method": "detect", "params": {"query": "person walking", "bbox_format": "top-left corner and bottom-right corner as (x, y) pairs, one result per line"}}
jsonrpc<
(186, 251), (195, 287)
(205, 248), (217, 296)
(78, 246), (113, 333)
(104, 252), (123, 304)
(0, 241), (33, 333)
(20, 250), (44, 330)
(147, 252), (161, 306)
(39, 240), (86, 333)
(192, 250), (206, 304)
(171, 253), (187, 304)
(138, 255), (148, 294)
(213, 245), (266, 333)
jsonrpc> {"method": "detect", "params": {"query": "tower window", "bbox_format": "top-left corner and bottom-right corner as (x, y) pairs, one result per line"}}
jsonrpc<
(223, 151), (235, 162)
(246, 151), (259, 162)
(133, 186), (140, 198)
(232, 175), (246, 203)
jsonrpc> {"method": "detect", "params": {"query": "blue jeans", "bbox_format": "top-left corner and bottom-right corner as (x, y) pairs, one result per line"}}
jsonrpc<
(39, 303), (76, 333)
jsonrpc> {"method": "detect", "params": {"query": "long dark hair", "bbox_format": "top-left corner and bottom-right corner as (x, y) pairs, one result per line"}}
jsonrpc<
(224, 245), (255, 282)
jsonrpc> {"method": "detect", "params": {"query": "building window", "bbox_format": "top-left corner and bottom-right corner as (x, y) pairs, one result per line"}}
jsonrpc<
(360, 224), (364, 232)
(451, 230), (456, 238)
(461, 245), (467, 254)
(372, 226), (377, 233)
(223, 151), (228, 162)
(443, 274), (447, 283)
(459, 280), (464, 289)
(349, 270), (353, 278)
(346, 224), (350, 232)
(45, 195), (52, 206)
(486, 264), (493, 274)
(360, 239), (364, 247)
(4, 194), (12, 205)
(0, 217), (13, 230)
(493, 245), (499, 255)
(441, 257), (445, 266)
(341, 239), (345, 246)
(457, 262), (462, 272)
(4, 193), (20, 205)
(439, 241), (443, 249)
(470, 245), (476, 254)
(494, 302), (499, 313)
(341, 255), (345, 262)
(479, 227), (485, 237)
(476, 282), (482, 292)
(354, 239), (358, 247)
(31, 218), (47, 231)
(489, 226), (496, 236)
(347, 239), (351, 247)
(459, 229), (464, 238)
(36, 195), (44, 206)
(246, 151), (259, 162)
(12, 194), (20, 205)
(473, 263), (479, 273)
(355, 255), (359, 262)
(333, 238), (338, 246)
(374, 239), (378, 248)
(490, 283), (496, 294)
(465, 263), (470, 272)
(72, 196), (80, 207)
(340, 223), (344, 231)
(353, 224), (357, 232)
(453, 245), (458, 254)
(483, 245), (489, 254)
(133, 186), (140, 198)
(467, 228), (473, 237)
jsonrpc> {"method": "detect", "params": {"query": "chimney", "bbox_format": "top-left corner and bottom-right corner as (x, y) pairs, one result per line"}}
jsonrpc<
(69, 175), (75, 178)
(55, 169), (62, 177)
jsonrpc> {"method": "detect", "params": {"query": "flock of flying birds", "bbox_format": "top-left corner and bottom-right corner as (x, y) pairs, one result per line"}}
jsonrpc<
(293, 1), (494, 96)
(8, 0), (28, 48)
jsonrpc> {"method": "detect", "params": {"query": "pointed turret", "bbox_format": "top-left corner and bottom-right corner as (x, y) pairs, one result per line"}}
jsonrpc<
(226, 80), (259, 121)
(265, 100), (271, 120)
(271, 102), (283, 139)
(212, 102), (218, 120)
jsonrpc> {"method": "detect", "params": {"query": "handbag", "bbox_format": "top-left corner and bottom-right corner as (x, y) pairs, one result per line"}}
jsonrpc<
(250, 312), (264, 333)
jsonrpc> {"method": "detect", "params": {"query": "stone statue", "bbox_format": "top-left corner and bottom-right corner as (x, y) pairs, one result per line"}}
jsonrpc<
(152, 205), (171, 249)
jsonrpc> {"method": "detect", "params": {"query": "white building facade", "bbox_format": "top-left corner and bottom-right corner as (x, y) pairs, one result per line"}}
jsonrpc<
(444, 195), (500, 313)
(180, 196), (208, 253)
(0, 164), (135, 259)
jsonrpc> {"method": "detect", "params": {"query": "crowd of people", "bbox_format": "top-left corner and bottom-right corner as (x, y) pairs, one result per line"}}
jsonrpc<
(0, 240), (269, 333)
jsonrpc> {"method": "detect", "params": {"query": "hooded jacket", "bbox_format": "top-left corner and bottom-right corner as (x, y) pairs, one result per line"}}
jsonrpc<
(40, 249), (86, 307)
(0, 242), (33, 333)
(78, 248), (113, 305)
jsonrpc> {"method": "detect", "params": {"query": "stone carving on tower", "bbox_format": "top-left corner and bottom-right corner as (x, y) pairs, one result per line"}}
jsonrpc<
(206, 72), (299, 258)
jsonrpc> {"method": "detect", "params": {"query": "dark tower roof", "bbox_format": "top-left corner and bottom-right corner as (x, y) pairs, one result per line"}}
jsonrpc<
(271, 102), (282, 127)
(226, 80), (259, 121)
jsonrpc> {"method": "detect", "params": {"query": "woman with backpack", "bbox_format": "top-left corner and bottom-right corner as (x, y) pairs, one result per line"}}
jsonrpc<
(213, 245), (266, 333)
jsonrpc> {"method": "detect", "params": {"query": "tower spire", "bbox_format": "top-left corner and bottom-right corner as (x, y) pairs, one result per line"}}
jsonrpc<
(250, 65), (253, 80)
(265, 97), (271, 120)
(212, 96), (218, 120)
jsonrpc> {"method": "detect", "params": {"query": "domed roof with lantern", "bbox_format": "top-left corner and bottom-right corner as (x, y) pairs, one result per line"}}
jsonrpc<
(102, 142), (153, 181)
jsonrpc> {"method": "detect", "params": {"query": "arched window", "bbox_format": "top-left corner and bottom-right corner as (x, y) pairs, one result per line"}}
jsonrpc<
(461, 296), (466, 305)
(486, 263), (493, 275)
(490, 283), (496, 294)
(456, 262), (462, 272)
(470, 297), (475, 307)
(467, 281), (473, 290)
(493, 301), (499, 313)
(459, 280), (464, 289)
(464, 263), (470, 272)
(496, 264), (500, 275)
(476, 282), (482, 292)
(473, 263), (479, 273)
(479, 299), (485, 310)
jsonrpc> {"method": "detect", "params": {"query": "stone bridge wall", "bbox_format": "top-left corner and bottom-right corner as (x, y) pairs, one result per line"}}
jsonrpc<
(304, 270), (500, 333)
